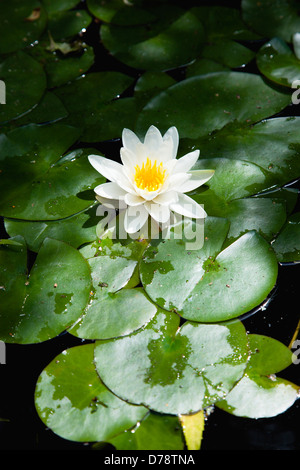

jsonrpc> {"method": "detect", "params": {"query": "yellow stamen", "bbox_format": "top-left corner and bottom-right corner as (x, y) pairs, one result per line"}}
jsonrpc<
(134, 158), (167, 192)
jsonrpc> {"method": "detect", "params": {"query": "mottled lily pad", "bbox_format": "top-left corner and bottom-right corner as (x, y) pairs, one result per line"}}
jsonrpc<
(140, 219), (278, 322)
(94, 309), (249, 414)
(216, 334), (300, 418)
(0, 238), (92, 344)
(34, 343), (148, 442)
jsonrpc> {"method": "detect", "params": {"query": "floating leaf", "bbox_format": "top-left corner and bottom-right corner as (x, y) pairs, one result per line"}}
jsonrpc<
(242, 0), (300, 42)
(140, 222), (278, 323)
(135, 72), (290, 140)
(4, 204), (99, 253)
(87, 0), (156, 26)
(216, 334), (300, 418)
(257, 37), (300, 88)
(0, 0), (47, 54)
(272, 212), (300, 263)
(0, 148), (105, 220)
(94, 309), (249, 415)
(182, 117), (300, 188)
(107, 412), (184, 450)
(34, 343), (148, 442)
(0, 51), (47, 124)
(0, 238), (92, 344)
(100, 6), (204, 72)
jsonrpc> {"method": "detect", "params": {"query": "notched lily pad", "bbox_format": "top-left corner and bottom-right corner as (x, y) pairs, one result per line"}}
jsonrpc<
(272, 212), (300, 263)
(140, 219), (278, 322)
(94, 310), (249, 415)
(0, 238), (92, 344)
(34, 343), (148, 442)
(216, 334), (300, 418)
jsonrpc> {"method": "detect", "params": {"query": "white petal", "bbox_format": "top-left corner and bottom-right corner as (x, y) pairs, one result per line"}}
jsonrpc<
(173, 150), (200, 174)
(88, 154), (136, 194)
(94, 182), (127, 200)
(122, 128), (141, 153)
(163, 126), (179, 159)
(170, 193), (207, 219)
(143, 125), (163, 151)
(124, 193), (144, 206)
(177, 169), (215, 193)
(88, 154), (122, 182)
(152, 190), (178, 206)
(161, 172), (190, 193)
(124, 204), (149, 234)
(120, 147), (138, 174)
(145, 201), (171, 223)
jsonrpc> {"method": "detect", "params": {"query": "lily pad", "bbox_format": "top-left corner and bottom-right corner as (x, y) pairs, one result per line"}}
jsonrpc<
(0, 0), (47, 54)
(242, 0), (300, 42)
(107, 412), (184, 450)
(0, 51), (47, 124)
(4, 204), (99, 253)
(135, 72), (290, 140)
(272, 212), (300, 263)
(182, 117), (300, 188)
(0, 148), (105, 220)
(47, 9), (92, 42)
(140, 222), (278, 322)
(257, 37), (300, 88)
(0, 238), (92, 344)
(87, 0), (156, 26)
(201, 39), (255, 69)
(94, 310), (249, 415)
(100, 6), (204, 72)
(54, 72), (135, 141)
(185, 59), (229, 78)
(34, 343), (148, 442)
(216, 334), (300, 418)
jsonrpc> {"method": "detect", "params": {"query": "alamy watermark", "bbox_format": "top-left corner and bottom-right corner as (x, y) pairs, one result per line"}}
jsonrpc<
(0, 341), (6, 364)
(96, 202), (205, 250)
(292, 80), (300, 104)
(0, 80), (5, 104)
(291, 339), (300, 365)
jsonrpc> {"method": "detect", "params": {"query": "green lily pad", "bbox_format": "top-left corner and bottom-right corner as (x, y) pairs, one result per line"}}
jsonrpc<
(0, 0), (47, 54)
(193, 158), (272, 201)
(135, 72), (290, 140)
(191, 5), (262, 41)
(106, 412), (184, 450)
(0, 122), (80, 162)
(54, 71), (135, 141)
(201, 39), (255, 69)
(272, 212), (300, 263)
(47, 9), (92, 42)
(257, 37), (300, 88)
(0, 238), (92, 344)
(242, 0), (300, 42)
(34, 343), (148, 442)
(100, 6), (204, 72)
(216, 334), (300, 418)
(192, 191), (287, 244)
(87, 0), (156, 26)
(185, 59), (229, 78)
(4, 204), (99, 253)
(0, 148), (105, 220)
(182, 117), (300, 188)
(0, 51), (47, 124)
(140, 222), (278, 322)
(94, 309), (249, 415)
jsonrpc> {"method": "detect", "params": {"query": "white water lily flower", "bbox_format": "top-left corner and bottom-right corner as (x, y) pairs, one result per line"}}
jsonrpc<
(88, 125), (214, 234)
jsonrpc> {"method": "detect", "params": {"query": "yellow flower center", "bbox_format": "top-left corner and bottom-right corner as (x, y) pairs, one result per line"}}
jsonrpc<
(134, 158), (167, 192)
